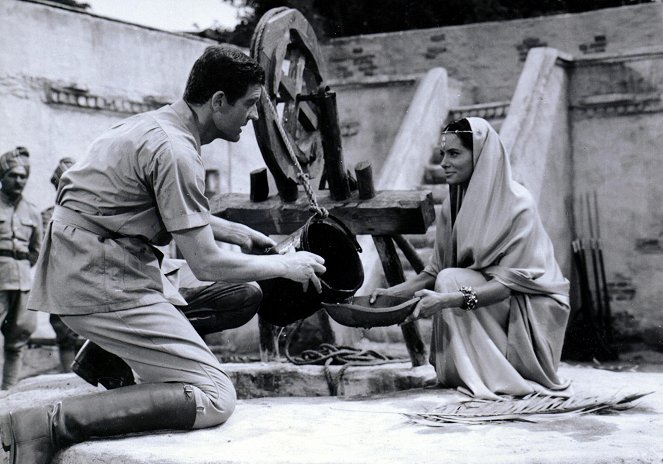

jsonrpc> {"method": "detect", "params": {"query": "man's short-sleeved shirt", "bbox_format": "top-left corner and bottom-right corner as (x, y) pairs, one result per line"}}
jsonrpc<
(27, 100), (211, 314)
(0, 192), (42, 291)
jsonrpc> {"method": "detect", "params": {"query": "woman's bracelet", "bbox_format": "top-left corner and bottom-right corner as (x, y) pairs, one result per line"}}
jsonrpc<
(458, 286), (478, 311)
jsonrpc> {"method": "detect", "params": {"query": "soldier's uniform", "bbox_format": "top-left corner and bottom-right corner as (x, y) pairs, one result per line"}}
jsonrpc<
(0, 147), (42, 389)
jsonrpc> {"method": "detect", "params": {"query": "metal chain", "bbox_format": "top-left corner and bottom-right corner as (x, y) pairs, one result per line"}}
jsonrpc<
(261, 85), (328, 218)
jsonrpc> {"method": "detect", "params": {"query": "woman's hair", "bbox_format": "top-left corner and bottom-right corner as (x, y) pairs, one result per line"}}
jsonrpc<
(184, 45), (265, 105)
(442, 118), (473, 152)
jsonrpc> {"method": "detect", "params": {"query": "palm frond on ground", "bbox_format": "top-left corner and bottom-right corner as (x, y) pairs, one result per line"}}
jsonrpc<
(404, 391), (653, 426)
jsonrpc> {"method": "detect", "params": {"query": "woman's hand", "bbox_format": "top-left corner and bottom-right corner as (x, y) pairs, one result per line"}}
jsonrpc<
(369, 285), (416, 304)
(369, 273), (437, 305)
(368, 287), (400, 304)
(402, 289), (463, 323)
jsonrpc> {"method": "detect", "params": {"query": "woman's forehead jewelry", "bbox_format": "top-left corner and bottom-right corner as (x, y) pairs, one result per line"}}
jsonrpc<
(442, 130), (473, 147)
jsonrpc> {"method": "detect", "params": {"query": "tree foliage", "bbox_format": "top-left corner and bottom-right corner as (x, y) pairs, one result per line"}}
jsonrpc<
(47, 0), (91, 10)
(213, 0), (653, 46)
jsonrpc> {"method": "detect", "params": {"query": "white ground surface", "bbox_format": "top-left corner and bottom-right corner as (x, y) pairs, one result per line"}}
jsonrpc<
(1, 363), (661, 464)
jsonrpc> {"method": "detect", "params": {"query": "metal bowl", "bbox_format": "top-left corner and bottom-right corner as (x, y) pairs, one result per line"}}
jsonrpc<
(323, 295), (420, 328)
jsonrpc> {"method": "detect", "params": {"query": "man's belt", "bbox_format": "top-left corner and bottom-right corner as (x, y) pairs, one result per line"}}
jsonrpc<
(51, 205), (164, 263)
(52, 205), (123, 241)
(0, 249), (30, 260)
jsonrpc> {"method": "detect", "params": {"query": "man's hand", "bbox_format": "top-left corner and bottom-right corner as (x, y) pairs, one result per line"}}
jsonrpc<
(240, 230), (276, 254)
(209, 216), (276, 253)
(280, 251), (326, 293)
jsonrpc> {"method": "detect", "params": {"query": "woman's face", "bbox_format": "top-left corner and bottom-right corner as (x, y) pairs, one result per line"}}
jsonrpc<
(440, 133), (473, 185)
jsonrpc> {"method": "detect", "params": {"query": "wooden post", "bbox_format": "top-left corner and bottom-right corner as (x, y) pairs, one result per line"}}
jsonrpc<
(373, 235), (427, 366)
(250, 167), (269, 202)
(354, 161), (376, 200)
(258, 317), (279, 361)
(316, 311), (336, 345)
(317, 87), (351, 201)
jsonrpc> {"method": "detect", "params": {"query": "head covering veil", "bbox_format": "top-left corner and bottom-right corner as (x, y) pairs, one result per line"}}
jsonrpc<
(425, 117), (569, 305)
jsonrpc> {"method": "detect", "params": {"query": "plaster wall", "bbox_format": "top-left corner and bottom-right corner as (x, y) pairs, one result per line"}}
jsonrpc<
(569, 49), (663, 340)
(322, 3), (663, 104)
(0, 0), (264, 215)
(333, 76), (463, 180)
(334, 81), (416, 175)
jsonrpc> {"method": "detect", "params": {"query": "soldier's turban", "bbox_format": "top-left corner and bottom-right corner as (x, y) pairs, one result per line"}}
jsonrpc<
(0, 147), (30, 179)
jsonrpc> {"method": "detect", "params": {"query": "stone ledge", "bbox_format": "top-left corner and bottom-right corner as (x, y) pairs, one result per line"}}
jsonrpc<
(226, 362), (435, 398)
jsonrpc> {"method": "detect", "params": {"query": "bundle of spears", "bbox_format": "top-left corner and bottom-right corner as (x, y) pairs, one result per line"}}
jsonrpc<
(563, 191), (618, 361)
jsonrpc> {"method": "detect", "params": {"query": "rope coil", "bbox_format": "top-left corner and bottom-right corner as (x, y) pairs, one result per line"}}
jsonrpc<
(284, 319), (408, 395)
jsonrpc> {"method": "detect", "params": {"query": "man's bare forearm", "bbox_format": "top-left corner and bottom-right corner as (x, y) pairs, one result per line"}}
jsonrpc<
(172, 224), (323, 285)
(209, 215), (253, 246)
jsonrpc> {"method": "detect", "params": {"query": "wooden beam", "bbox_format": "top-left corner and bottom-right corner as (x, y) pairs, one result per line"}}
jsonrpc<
(209, 190), (436, 236)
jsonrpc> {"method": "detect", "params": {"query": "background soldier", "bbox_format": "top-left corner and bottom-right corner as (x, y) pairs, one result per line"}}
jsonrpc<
(42, 157), (78, 373)
(0, 147), (42, 389)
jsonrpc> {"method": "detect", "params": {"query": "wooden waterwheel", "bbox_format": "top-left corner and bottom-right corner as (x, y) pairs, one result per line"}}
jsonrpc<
(250, 7), (349, 203)
(212, 8), (436, 366)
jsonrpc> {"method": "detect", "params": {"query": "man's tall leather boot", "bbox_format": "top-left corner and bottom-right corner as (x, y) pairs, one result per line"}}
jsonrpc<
(1, 349), (22, 390)
(0, 382), (197, 464)
(71, 340), (135, 389)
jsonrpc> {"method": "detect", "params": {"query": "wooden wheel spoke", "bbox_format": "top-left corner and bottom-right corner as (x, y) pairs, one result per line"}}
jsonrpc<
(278, 77), (319, 132)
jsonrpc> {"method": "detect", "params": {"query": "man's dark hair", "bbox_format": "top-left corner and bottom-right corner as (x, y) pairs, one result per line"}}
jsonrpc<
(184, 45), (265, 105)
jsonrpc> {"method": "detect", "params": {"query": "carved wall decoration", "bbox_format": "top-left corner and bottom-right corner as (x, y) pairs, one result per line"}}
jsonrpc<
(571, 92), (662, 118)
(448, 101), (510, 122)
(45, 84), (168, 114)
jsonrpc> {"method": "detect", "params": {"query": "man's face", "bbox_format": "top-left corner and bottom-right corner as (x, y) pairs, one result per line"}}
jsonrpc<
(1, 166), (28, 198)
(212, 84), (261, 142)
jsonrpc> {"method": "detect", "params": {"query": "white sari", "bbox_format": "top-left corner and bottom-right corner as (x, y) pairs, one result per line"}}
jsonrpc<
(424, 117), (570, 399)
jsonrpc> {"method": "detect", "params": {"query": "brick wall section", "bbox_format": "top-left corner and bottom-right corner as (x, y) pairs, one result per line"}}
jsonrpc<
(322, 4), (663, 104)
(569, 49), (663, 339)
